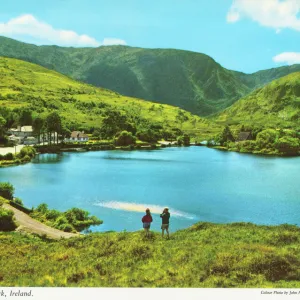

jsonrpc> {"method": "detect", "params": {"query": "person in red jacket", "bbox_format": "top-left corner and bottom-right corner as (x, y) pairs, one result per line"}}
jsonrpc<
(142, 208), (153, 237)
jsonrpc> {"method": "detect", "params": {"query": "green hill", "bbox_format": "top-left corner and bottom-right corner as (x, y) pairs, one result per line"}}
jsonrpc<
(0, 57), (219, 140)
(216, 72), (300, 128)
(0, 222), (299, 287)
(3, 36), (299, 117)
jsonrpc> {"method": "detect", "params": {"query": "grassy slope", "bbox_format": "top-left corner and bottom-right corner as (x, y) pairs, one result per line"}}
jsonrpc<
(0, 57), (220, 140)
(0, 222), (299, 287)
(1, 36), (300, 117)
(215, 72), (300, 128)
(238, 64), (300, 90)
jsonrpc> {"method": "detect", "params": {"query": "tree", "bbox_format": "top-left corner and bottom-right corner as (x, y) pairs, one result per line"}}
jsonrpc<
(100, 110), (136, 138)
(256, 129), (278, 150)
(114, 131), (136, 146)
(32, 116), (44, 144)
(274, 136), (300, 155)
(177, 134), (190, 146)
(136, 129), (160, 143)
(0, 182), (14, 200)
(45, 112), (62, 144)
(18, 109), (32, 126)
(60, 124), (71, 141)
(0, 116), (6, 140)
(219, 126), (235, 146)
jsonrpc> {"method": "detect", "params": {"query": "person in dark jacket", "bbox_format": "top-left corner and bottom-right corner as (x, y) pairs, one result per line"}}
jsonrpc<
(142, 208), (153, 237)
(160, 207), (170, 239)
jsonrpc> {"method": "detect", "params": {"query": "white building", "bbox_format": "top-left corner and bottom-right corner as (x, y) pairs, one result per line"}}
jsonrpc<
(66, 131), (89, 142)
(8, 126), (33, 138)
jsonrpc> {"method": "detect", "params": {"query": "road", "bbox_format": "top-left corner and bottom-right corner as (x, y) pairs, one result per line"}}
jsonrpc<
(0, 145), (25, 155)
(3, 203), (79, 239)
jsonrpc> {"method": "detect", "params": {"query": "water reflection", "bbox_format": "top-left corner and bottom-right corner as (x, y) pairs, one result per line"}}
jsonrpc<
(32, 153), (65, 164)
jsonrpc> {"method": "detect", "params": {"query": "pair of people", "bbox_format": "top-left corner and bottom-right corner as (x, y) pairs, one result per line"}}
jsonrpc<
(141, 207), (170, 238)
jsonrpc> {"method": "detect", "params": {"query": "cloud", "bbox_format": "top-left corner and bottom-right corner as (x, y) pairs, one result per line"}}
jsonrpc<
(226, 0), (300, 32)
(0, 14), (126, 47)
(273, 52), (300, 64)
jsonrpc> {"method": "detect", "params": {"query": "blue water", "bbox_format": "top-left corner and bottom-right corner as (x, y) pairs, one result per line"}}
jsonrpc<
(0, 147), (299, 232)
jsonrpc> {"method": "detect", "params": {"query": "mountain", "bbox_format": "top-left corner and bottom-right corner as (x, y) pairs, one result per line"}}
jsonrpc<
(0, 36), (251, 116)
(0, 56), (220, 140)
(216, 72), (300, 128)
(237, 65), (300, 90)
(1, 36), (299, 117)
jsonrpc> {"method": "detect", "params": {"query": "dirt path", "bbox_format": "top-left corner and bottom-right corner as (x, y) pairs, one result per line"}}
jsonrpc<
(3, 203), (79, 239)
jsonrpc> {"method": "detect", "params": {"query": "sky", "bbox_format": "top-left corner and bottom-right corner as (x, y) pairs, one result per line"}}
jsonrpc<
(0, 0), (299, 73)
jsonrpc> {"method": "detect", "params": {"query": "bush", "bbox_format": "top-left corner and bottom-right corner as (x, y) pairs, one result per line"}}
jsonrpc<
(114, 131), (136, 146)
(3, 153), (14, 160)
(19, 146), (36, 159)
(256, 129), (279, 149)
(12, 197), (24, 206)
(31, 203), (102, 232)
(177, 134), (190, 146)
(0, 207), (17, 231)
(0, 182), (14, 200)
(21, 155), (32, 162)
(274, 136), (300, 155)
(58, 223), (75, 232)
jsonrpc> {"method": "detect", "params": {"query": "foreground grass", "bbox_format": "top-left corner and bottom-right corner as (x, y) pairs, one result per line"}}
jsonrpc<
(0, 222), (299, 287)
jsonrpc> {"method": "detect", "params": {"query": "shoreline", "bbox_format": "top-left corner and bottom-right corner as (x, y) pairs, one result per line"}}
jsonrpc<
(1, 142), (299, 168)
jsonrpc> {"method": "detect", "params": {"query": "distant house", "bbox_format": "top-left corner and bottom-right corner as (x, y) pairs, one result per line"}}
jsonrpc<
(24, 136), (38, 145)
(8, 135), (24, 144)
(8, 126), (33, 138)
(66, 131), (89, 142)
(236, 132), (253, 142)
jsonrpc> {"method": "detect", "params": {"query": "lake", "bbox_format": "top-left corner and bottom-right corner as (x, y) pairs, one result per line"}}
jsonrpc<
(0, 147), (299, 232)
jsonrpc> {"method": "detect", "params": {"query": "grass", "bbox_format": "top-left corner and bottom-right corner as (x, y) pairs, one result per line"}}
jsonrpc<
(2, 36), (299, 117)
(214, 72), (300, 129)
(0, 57), (220, 141)
(0, 222), (299, 287)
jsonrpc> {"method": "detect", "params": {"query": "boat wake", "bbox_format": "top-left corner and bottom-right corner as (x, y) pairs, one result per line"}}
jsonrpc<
(94, 201), (194, 219)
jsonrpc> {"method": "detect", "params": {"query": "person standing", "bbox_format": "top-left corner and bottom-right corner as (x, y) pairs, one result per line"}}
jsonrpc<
(142, 208), (153, 237)
(160, 208), (170, 239)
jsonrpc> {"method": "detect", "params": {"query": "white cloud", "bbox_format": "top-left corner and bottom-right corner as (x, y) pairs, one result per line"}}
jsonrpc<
(273, 52), (300, 64)
(226, 0), (300, 32)
(0, 14), (127, 47)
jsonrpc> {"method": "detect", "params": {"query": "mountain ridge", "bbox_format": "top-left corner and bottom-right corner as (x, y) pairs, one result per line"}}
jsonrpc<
(1, 36), (300, 116)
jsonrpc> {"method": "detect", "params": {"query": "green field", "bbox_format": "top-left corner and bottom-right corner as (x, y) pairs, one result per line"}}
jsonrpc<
(215, 72), (300, 129)
(0, 222), (299, 287)
(0, 57), (220, 141)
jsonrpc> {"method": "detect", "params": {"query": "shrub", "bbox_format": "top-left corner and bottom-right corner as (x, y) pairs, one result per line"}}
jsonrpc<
(21, 155), (32, 162)
(256, 129), (279, 149)
(12, 197), (24, 206)
(3, 153), (14, 160)
(274, 136), (300, 155)
(0, 182), (14, 200)
(177, 134), (190, 146)
(0, 207), (17, 231)
(114, 131), (136, 146)
(58, 223), (75, 232)
(19, 146), (36, 159)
